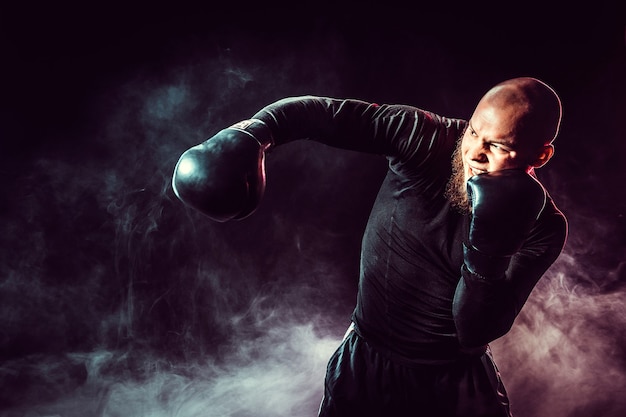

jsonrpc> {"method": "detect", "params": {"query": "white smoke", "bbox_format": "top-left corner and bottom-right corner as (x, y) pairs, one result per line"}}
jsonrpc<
(1, 323), (340, 417)
(491, 250), (626, 417)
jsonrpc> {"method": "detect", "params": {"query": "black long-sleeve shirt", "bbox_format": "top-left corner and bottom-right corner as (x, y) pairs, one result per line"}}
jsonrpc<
(253, 96), (567, 365)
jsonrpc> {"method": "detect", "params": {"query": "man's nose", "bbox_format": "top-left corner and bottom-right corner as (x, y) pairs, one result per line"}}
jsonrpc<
(467, 143), (487, 162)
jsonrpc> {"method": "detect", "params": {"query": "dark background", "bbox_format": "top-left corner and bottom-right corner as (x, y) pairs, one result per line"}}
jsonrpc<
(1, 2), (625, 416)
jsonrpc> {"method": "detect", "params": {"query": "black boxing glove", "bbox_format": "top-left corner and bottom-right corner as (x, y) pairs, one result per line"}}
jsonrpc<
(464, 169), (546, 279)
(172, 119), (274, 222)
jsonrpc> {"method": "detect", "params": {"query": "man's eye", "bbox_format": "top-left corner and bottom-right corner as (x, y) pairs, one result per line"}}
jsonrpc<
(491, 143), (509, 153)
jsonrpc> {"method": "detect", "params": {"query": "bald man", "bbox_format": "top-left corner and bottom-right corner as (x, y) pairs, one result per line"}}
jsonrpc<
(173, 77), (568, 416)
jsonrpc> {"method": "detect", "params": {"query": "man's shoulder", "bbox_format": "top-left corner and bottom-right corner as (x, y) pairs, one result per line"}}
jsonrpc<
(537, 193), (568, 244)
(379, 104), (467, 129)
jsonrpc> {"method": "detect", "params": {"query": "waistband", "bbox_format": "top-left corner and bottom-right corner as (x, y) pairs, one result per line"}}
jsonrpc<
(348, 321), (487, 368)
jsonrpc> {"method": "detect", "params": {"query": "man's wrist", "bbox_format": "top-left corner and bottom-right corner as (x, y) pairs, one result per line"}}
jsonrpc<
(463, 243), (510, 280)
(227, 119), (274, 149)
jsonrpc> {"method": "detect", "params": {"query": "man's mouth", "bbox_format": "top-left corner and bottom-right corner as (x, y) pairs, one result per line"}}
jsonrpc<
(467, 165), (487, 178)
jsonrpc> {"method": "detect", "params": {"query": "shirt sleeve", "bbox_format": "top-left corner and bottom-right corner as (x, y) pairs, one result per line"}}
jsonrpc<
(452, 197), (568, 347)
(252, 96), (465, 176)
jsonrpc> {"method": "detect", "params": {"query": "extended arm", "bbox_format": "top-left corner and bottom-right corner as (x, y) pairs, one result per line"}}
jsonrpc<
(253, 96), (463, 160)
(172, 96), (463, 221)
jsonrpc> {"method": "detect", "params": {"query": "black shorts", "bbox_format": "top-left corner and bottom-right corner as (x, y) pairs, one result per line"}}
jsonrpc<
(318, 328), (512, 417)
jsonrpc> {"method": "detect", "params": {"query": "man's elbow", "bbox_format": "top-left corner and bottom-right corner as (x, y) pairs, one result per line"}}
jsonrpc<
(455, 319), (513, 349)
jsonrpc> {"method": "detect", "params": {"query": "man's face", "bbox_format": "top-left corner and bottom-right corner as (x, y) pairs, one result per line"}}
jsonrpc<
(445, 100), (536, 213)
(460, 99), (532, 184)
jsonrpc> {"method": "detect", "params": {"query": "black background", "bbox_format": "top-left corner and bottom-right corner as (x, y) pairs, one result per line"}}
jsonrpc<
(1, 2), (625, 416)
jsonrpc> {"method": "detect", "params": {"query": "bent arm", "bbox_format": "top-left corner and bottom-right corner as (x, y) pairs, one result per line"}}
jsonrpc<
(452, 200), (567, 347)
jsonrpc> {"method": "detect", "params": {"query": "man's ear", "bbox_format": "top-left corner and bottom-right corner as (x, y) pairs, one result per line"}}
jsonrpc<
(531, 144), (554, 168)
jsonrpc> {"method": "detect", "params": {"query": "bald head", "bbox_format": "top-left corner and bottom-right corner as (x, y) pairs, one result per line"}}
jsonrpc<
(480, 77), (562, 147)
